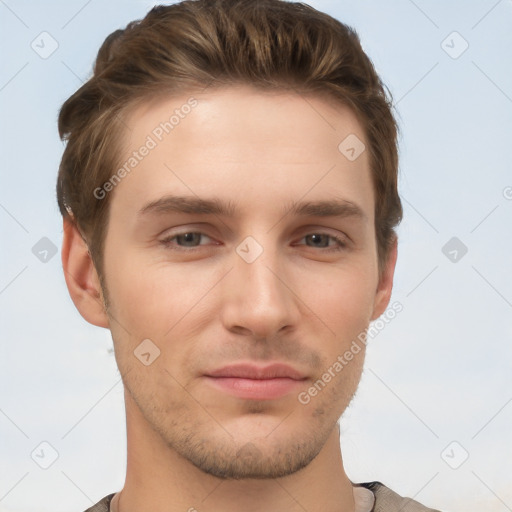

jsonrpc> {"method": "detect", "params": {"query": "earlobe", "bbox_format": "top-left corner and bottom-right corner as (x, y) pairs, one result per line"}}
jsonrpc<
(370, 236), (398, 321)
(61, 217), (109, 328)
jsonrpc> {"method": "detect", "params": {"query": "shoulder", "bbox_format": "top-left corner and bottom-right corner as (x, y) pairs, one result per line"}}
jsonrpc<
(356, 481), (443, 512)
(82, 493), (115, 512)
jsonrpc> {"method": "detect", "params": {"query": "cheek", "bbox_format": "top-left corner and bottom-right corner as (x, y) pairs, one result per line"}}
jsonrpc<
(300, 261), (377, 338)
(105, 253), (218, 335)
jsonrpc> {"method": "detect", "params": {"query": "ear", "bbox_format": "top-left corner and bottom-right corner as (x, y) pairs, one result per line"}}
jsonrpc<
(61, 217), (109, 328)
(370, 236), (398, 321)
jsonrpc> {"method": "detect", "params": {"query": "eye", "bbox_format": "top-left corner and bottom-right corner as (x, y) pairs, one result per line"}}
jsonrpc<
(160, 232), (213, 249)
(298, 233), (348, 252)
(159, 231), (348, 253)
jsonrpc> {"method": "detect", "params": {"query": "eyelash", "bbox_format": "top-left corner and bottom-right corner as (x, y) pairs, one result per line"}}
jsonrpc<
(159, 232), (348, 253)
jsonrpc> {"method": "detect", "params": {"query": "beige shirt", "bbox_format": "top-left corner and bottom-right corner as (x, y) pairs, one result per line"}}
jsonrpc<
(84, 482), (442, 511)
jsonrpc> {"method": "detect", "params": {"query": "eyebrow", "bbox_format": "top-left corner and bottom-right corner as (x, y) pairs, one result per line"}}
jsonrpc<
(138, 195), (367, 222)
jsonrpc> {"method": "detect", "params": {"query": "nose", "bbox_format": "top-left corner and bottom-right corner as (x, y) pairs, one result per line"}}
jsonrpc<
(219, 239), (300, 339)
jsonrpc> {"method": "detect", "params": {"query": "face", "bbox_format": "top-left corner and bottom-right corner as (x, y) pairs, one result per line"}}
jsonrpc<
(98, 85), (394, 479)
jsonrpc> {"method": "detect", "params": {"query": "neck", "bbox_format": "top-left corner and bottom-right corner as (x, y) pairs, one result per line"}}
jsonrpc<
(114, 392), (356, 512)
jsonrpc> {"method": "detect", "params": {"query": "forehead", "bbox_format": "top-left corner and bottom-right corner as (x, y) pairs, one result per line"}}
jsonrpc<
(125, 85), (365, 155)
(112, 85), (374, 223)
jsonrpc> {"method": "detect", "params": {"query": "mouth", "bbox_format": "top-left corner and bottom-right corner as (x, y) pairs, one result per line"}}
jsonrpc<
(204, 363), (307, 400)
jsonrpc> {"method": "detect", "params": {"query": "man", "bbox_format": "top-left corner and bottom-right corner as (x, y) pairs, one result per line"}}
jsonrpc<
(57, 0), (442, 510)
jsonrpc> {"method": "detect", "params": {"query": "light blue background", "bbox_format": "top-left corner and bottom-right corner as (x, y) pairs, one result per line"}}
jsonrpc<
(1, 1), (511, 511)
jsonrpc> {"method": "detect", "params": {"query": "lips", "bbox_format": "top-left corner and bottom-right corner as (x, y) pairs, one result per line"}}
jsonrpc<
(204, 363), (307, 400)
(206, 363), (306, 380)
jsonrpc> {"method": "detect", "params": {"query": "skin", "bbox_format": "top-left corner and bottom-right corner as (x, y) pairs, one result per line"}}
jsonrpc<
(62, 85), (397, 512)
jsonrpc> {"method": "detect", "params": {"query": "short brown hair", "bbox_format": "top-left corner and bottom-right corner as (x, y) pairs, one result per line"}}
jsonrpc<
(57, 0), (402, 281)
